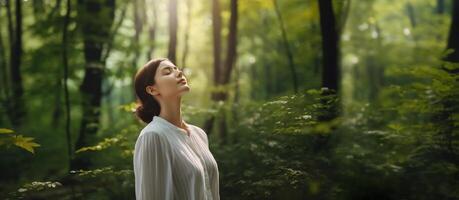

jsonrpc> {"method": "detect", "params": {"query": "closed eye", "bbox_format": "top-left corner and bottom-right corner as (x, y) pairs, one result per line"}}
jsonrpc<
(162, 66), (180, 75)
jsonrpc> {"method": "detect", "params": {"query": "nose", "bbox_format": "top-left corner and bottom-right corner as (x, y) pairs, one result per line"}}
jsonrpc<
(176, 68), (183, 78)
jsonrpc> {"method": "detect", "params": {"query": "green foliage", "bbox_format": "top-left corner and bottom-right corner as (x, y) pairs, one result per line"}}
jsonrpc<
(75, 135), (124, 154)
(213, 90), (342, 200)
(7, 181), (62, 200)
(1, 0), (457, 199)
(213, 59), (459, 200)
(70, 167), (132, 178)
(0, 128), (41, 154)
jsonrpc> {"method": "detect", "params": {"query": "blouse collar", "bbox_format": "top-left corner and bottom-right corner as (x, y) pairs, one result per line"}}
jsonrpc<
(152, 115), (191, 137)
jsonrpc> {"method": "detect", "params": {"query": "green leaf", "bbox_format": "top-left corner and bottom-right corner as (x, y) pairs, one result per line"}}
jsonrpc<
(0, 128), (14, 134)
(75, 136), (123, 153)
(13, 135), (41, 154)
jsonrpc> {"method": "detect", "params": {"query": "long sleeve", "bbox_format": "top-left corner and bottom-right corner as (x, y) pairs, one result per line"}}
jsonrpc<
(134, 132), (174, 200)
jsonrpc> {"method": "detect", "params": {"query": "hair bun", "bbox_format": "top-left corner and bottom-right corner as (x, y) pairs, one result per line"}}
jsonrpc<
(135, 102), (159, 123)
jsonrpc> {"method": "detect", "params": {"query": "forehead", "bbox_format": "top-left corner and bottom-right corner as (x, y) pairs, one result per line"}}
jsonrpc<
(158, 60), (175, 69)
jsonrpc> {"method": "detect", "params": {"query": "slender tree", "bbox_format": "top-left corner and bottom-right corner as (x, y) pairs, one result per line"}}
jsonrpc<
(443, 0), (459, 66)
(6, 0), (25, 128)
(314, 0), (341, 153)
(132, 0), (144, 68)
(272, 0), (298, 93)
(204, 0), (238, 144)
(146, 0), (158, 60)
(203, 0), (223, 136)
(62, 0), (73, 173)
(72, 0), (115, 170)
(406, 2), (417, 28)
(318, 0), (340, 93)
(0, 7), (10, 104)
(181, 0), (193, 69)
(167, 0), (178, 63)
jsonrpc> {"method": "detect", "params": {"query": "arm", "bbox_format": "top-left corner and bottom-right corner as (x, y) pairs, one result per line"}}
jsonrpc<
(134, 132), (173, 200)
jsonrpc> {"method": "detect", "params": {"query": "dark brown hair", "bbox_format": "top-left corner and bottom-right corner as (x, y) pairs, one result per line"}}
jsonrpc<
(134, 58), (169, 123)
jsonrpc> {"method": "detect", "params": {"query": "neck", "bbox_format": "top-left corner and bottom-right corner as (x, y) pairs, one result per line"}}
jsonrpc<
(158, 96), (184, 128)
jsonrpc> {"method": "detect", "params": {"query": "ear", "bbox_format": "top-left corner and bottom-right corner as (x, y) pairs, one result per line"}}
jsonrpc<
(146, 85), (160, 96)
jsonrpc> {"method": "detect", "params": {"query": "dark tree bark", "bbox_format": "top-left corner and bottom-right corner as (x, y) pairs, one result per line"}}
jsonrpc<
(167, 0), (178, 63)
(222, 0), (238, 86)
(317, 0), (341, 132)
(218, 0), (238, 144)
(443, 0), (459, 65)
(203, 0), (223, 136)
(72, 0), (115, 170)
(6, 0), (25, 128)
(204, 0), (238, 145)
(315, 0), (341, 156)
(211, 0), (222, 90)
(272, 0), (298, 93)
(318, 0), (340, 93)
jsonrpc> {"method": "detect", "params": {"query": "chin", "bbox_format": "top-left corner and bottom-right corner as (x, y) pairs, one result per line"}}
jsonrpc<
(178, 86), (191, 96)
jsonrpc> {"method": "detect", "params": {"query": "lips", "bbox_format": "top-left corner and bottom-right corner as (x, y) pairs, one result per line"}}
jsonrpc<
(177, 78), (186, 84)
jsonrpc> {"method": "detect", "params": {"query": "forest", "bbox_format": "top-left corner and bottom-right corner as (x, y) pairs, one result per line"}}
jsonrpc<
(0, 0), (458, 199)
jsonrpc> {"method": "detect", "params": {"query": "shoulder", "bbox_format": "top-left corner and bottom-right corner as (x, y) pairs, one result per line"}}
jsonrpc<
(138, 118), (173, 140)
(190, 124), (209, 144)
(136, 124), (169, 146)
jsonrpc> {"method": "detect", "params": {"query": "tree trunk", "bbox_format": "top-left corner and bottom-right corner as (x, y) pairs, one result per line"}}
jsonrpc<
(443, 0), (459, 65)
(272, 0), (298, 93)
(167, 0), (178, 63)
(62, 0), (73, 174)
(146, 0), (158, 60)
(406, 2), (417, 28)
(181, 0), (192, 69)
(203, 0), (223, 136)
(203, 0), (238, 145)
(211, 0), (222, 92)
(315, 0), (340, 157)
(218, 0), (238, 144)
(318, 0), (340, 93)
(7, 0), (25, 129)
(133, 0), (145, 68)
(0, 7), (10, 104)
(72, 0), (115, 170)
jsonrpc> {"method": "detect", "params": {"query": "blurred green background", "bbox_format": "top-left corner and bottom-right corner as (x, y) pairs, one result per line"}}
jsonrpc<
(1, 0), (458, 199)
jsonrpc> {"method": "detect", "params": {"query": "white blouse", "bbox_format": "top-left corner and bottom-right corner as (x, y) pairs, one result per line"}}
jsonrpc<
(133, 115), (220, 200)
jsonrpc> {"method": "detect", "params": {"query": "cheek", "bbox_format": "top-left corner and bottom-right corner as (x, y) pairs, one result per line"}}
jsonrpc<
(157, 76), (178, 92)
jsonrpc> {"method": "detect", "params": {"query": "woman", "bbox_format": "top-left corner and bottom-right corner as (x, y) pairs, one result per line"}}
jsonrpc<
(133, 58), (220, 200)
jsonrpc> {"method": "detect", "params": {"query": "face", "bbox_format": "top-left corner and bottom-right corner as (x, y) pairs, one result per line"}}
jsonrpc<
(146, 60), (190, 100)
